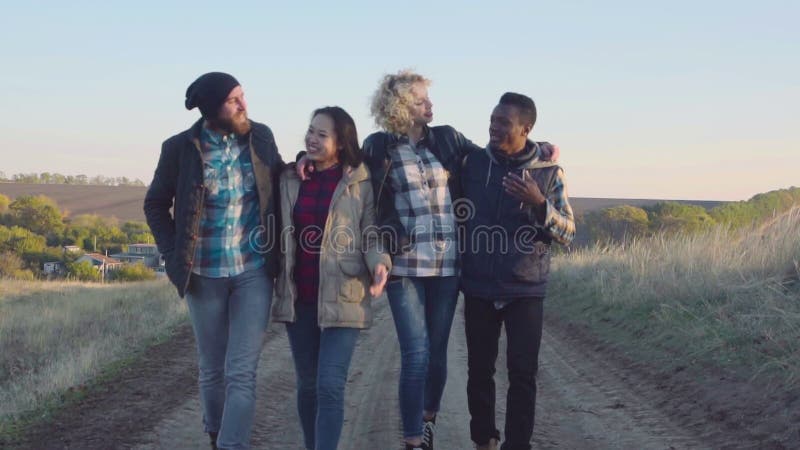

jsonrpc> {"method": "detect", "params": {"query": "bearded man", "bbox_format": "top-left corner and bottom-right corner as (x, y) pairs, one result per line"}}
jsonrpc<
(144, 72), (284, 450)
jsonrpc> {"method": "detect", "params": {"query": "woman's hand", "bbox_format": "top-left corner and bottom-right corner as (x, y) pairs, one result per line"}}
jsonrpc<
(370, 263), (389, 298)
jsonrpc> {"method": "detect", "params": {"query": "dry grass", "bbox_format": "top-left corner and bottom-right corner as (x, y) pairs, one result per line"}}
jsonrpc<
(0, 278), (186, 421)
(549, 207), (800, 384)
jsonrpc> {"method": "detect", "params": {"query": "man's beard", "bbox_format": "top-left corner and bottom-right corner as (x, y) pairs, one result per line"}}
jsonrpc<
(209, 112), (251, 135)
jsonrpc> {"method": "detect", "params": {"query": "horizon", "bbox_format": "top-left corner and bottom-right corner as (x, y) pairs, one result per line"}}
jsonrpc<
(1, 1), (797, 202)
(0, 177), (768, 203)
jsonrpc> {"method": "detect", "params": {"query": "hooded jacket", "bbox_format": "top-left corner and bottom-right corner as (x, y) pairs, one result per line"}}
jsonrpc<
(460, 141), (575, 299)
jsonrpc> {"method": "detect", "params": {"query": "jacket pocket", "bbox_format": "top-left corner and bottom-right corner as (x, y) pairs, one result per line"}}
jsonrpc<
(508, 242), (551, 283)
(338, 257), (366, 276)
(337, 258), (367, 303)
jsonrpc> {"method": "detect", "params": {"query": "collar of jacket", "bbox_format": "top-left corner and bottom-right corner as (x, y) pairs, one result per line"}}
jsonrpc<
(388, 125), (437, 153)
(484, 140), (558, 170)
(284, 162), (369, 186)
(185, 117), (274, 160)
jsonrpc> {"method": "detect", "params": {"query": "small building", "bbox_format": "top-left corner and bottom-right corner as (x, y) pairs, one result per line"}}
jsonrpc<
(43, 261), (65, 275)
(76, 253), (123, 275)
(111, 243), (162, 268)
(63, 245), (82, 254)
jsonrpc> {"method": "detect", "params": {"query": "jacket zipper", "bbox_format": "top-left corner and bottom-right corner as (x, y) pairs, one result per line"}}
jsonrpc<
(375, 157), (391, 217)
(488, 163), (507, 278)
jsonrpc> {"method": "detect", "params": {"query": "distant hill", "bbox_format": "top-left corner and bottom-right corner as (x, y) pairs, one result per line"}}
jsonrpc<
(0, 182), (726, 224)
(0, 183), (148, 222)
(569, 197), (725, 218)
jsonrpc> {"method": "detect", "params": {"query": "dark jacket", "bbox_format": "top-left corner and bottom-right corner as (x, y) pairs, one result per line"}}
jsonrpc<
(460, 142), (575, 299)
(362, 125), (479, 253)
(143, 118), (285, 297)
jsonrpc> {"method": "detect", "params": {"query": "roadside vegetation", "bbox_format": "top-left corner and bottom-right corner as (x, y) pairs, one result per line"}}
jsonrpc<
(550, 206), (800, 387)
(0, 279), (185, 436)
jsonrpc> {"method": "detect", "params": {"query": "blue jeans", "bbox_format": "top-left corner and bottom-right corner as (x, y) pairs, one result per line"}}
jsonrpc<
(185, 268), (272, 450)
(386, 275), (459, 439)
(286, 302), (360, 450)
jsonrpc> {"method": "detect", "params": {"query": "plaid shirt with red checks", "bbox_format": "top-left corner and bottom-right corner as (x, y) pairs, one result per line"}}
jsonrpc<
(293, 164), (343, 304)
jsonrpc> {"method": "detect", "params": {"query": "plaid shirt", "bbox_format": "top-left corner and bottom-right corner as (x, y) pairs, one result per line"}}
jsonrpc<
(388, 139), (458, 277)
(192, 126), (265, 277)
(293, 164), (343, 304)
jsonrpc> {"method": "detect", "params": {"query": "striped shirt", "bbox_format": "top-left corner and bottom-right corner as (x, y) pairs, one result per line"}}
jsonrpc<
(192, 125), (265, 277)
(388, 139), (457, 277)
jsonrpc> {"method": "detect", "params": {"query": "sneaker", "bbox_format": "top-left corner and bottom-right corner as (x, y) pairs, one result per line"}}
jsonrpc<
(405, 444), (423, 450)
(475, 438), (499, 450)
(421, 416), (436, 450)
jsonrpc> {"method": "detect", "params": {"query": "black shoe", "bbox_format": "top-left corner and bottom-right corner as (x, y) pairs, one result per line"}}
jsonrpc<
(405, 445), (423, 450)
(421, 415), (436, 450)
(208, 431), (218, 450)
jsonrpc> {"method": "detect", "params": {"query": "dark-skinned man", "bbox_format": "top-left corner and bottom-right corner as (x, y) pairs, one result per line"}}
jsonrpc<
(459, 92), (575, 450)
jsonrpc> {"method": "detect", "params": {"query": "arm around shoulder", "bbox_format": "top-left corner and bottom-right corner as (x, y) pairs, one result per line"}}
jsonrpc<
(535, 167), (575, 246)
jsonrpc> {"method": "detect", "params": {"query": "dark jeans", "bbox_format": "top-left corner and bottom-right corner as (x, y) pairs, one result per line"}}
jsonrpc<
(464, 296), (544, 450)
(386, 275), (460, 439)
(285, 302), (360, 450)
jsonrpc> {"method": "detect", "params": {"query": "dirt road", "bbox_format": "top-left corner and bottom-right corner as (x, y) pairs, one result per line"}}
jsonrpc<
(12, 299), (794, 449)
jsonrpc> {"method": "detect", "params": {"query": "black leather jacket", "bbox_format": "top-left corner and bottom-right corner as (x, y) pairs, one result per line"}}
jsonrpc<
(362, 125), (479, 254)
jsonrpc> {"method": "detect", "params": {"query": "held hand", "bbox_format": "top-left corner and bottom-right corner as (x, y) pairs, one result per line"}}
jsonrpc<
(295, 155), (315, 180)
(503, 171), (546, 207)
(370, 264), (389, 298)
(540, 143), (560, 162)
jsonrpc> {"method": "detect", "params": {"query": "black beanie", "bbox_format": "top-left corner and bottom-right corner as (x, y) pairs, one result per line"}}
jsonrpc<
(184, 72), (241, 119)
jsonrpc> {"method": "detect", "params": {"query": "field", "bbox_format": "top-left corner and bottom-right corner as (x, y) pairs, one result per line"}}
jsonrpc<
(0, 279), (186, 433)
(0, 183), (150, 222)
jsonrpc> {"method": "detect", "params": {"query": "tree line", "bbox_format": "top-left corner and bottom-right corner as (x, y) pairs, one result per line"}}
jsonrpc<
(0, 171), (146, 186)
(581, 186), (800, 244)
(0, 193), (156, 281)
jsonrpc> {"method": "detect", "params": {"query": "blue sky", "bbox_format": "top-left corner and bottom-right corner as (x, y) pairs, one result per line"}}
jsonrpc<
(1, 1), (797, 200)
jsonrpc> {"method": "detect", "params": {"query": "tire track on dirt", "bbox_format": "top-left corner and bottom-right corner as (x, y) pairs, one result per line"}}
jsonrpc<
(533, 325), (706, 449)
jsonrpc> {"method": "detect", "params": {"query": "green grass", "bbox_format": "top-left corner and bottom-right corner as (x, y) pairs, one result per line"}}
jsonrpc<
(0, 278), (187, 434)
(549, 207), (800, 384)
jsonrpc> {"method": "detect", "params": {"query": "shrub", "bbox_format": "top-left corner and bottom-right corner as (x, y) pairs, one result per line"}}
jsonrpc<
(108, 263), (156, 282)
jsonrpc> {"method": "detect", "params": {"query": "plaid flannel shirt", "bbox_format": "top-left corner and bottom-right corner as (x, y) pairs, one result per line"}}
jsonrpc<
(292, 164), (343, 304)
(388, 140), (458, 277)
(192, 126), (265, 277)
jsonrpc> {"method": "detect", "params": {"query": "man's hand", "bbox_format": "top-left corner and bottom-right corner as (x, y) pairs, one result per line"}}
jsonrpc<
(503, 171), (546, 207)
(540, 143), (560, 162)
(370, 263), (389, 298)
(296, 155), (314, 180)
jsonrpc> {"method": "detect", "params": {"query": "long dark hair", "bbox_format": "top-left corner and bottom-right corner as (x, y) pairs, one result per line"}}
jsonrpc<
(311, 106), (363, 168)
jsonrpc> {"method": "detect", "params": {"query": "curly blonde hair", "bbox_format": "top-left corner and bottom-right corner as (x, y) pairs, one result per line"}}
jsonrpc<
(369, 69), (431, 135)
